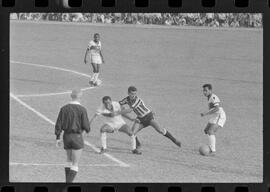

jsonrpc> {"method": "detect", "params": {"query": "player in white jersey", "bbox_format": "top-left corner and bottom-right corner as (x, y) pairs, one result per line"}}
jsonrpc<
(200, 84), (226, 156)
(119, 86), (181, 154)
(89, 96), (142, 154)
(84, 33), (105, 86)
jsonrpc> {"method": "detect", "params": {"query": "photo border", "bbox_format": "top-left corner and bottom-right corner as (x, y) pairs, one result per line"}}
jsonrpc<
(1, 0), (269, 191)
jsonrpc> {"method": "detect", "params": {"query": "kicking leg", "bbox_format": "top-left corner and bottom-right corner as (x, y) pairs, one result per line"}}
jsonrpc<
(150, 120), (181, 147)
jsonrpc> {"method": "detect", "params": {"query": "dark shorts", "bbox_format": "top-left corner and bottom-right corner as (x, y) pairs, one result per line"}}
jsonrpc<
(63, 133), (84, 150)
(137, 112), (154, 128)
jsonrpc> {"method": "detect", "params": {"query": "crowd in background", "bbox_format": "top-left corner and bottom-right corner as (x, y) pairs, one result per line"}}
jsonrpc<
(10, 13), (262, 28)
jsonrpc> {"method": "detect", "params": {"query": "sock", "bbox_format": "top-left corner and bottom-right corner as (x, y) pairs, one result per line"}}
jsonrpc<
(135, 136), (141, 148)
(67, 166), (78, 183)
(90, 73), (96, 82)
(95, 73), (100, 81)
(164, 129), (177, 143)
(101, 132), (107, 149)
(65, 162), (72, 182)
(208, 135), (216, 152)
(131, 135), (136, 150)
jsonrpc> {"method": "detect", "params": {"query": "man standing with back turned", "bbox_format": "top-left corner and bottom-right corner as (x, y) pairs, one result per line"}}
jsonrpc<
(55, 89), (91, 183)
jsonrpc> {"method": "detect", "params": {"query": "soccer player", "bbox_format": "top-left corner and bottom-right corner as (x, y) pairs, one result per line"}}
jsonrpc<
(84, 33), (105, 86)
(89, 96), (142, 154)
(119, 86), (181, 153)
(55, 89), (91, 183)
(200, 84), (226, 156)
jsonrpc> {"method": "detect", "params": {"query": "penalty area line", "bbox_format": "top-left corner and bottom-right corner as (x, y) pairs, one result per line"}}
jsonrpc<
(10, 93), (130, 168)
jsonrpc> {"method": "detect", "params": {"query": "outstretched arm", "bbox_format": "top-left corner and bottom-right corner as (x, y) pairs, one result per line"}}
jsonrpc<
(201, 106), (219, 117)
(89, 113), (98, 125)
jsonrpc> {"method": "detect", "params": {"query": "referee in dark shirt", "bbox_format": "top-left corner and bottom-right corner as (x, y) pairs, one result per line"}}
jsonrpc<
(55, 89), (90, 183)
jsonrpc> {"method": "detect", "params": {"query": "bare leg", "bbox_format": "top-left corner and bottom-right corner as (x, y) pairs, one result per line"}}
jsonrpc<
(67, 149), (83, 183)
(100, 124), (114, 153)
(65, 150), (72, 182)
(150, 120), (181, 147)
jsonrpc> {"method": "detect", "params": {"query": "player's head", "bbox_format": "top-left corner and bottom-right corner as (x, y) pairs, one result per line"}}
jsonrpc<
(128, 86), (137, 100)
(71, 89), (83, 100)
(93, 33), (100, 42)
(202, 84), (212, 97)
(102, 96), (112, 108)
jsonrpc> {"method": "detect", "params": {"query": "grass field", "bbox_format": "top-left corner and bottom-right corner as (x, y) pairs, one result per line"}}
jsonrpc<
(9, 20), (263, 183)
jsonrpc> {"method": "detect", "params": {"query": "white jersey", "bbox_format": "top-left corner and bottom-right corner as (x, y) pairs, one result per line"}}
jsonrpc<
(96, 101), (126, 129)
(88, 40), (101, 57)
(207, 94), (226, 127)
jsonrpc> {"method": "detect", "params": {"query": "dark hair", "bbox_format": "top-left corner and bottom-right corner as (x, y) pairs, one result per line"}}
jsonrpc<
(202, 84), (212, 90)
(102, 96), (111, 103)
(94, 33), (100, 37)
(128, 86), (137, 93)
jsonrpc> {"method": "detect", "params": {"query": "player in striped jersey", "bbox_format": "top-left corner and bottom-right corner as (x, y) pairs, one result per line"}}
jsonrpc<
(119, 86), (181, 153)
(200, 84), (226, 156)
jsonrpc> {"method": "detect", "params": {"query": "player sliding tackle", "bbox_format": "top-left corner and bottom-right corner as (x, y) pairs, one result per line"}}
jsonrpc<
(89, 96), (142, 155)
(118, 86), (181, 154)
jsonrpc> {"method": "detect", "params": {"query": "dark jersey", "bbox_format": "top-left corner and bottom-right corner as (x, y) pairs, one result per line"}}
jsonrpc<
(119, 96), (151, 118)
(55, 103), (90, 139)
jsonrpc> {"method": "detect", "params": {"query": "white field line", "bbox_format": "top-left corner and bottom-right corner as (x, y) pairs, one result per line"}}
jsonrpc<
(11, 60), (95, 98)
(84, 141), (130, 167)
(10, 93), (130, 168)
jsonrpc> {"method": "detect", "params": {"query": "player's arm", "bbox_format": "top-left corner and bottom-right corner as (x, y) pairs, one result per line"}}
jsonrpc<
(201, 105), (219, 117)
(84, 48), (90, 64)
(122, 113), (136, 122)
(55, 108), (63, 140)
(99, 50), (105, 63)
(89, 113), (98, 125)
(82, 109), (91, 133)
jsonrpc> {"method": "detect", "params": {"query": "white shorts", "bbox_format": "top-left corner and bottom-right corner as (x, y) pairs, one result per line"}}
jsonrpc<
(209, 111), (226, 127)
(106, 121), (126, 131)
(90, 54), (102, 64)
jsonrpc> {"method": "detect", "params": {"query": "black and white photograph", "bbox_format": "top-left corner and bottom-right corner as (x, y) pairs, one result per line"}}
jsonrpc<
(9, 13), (263, 183)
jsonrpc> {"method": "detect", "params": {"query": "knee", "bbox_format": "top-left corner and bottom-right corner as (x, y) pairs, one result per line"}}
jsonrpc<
(100, 127), (105, 133)
(208, 129), (215, 135)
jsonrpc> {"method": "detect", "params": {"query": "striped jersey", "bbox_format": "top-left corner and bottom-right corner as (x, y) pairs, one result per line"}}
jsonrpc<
(119, 96), (151, 118)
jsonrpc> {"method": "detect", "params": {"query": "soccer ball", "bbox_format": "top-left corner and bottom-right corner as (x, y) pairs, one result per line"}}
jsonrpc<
(96, 79), (102, 86)
(199, 144), (210, 156)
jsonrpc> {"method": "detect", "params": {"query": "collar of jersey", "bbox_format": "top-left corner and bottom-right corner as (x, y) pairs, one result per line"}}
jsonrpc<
(69, 101), (81, 105)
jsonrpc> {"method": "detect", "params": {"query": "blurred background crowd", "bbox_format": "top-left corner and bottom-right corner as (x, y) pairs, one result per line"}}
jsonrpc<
(10, 13), (262, 28)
